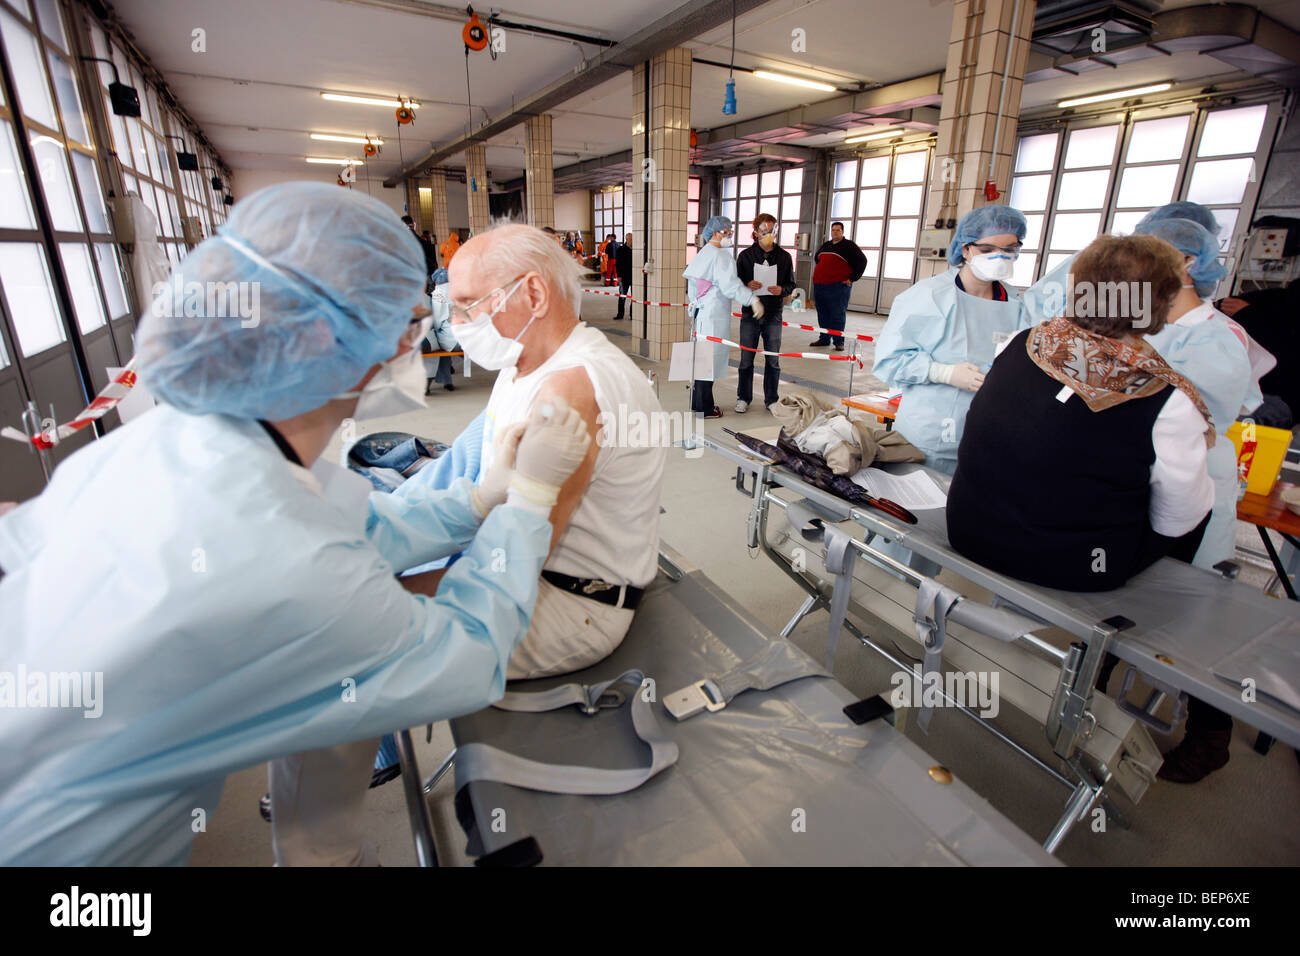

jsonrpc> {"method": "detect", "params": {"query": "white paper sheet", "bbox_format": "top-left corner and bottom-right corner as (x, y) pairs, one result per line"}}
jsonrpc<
(849, 467), (948, 510)
(668, 341), (716, 381)
(752, 262), (778, 291)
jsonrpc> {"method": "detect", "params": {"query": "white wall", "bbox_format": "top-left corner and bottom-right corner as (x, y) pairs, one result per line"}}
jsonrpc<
(231, 167), (407, 219)
(555, 189), (591, 234)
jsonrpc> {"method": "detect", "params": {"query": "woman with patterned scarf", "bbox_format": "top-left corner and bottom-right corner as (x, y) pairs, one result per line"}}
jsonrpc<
(946, 235), (1229, 782)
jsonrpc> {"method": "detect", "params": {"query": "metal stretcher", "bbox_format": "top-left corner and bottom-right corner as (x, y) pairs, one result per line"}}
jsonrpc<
(694, 432), (1300, 853)
(394, 544), (1055, 866)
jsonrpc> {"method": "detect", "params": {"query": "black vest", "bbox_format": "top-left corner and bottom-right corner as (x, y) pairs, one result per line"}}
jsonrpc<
(946, 328), (1174, 591)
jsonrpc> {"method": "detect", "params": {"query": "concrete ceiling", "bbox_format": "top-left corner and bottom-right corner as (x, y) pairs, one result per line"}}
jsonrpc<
(105, 0), (1293, 191)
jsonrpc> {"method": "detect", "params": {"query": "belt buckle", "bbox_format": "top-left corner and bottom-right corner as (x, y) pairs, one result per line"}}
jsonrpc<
(663, 679), (726, 721)
(579, 685), (625, 715)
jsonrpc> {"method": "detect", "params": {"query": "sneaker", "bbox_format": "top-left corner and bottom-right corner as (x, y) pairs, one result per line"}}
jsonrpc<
(704, 406), (724, 420)
(370, 763), (402, 789)
(734, 400), (749, 413)
(259, 793), (272, 823)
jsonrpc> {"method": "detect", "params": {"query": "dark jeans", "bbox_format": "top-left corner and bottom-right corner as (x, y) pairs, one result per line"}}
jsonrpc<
(614, 278), (631, 318)
(738, 310), (782, 407)
(691, 379), (715, 414)
(813, 282), (852, 345)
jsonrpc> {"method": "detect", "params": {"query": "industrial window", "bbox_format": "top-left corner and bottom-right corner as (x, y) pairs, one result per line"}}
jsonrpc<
(1012, 101), (1279, 292)
(826, 148), (932, 282)
(720, 166), (802, 268)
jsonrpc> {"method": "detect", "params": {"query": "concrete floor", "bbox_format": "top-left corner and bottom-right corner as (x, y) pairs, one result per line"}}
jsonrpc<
(190, 285), (1300, 867)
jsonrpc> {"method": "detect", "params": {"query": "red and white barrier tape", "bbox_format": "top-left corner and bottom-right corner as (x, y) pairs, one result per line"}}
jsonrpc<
(692, 332), (864, 368)
(581, 287), (874, 342)
(1, 359), (138, 449)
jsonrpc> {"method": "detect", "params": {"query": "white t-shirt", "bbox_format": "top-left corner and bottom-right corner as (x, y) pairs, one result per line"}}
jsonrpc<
(481, 322), (666, 586)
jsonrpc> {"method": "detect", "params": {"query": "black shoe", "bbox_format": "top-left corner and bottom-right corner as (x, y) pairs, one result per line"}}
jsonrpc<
(443, 382), (456, 391)
(370, 763), (402, 789)
(833, 342), (844, 352)
(259, 793), (272, 823)
(1157, 729), (1231, 783)
(424, 381), (436, 396)
(704, 405), (723, 420)
(809, 339), (829, 348)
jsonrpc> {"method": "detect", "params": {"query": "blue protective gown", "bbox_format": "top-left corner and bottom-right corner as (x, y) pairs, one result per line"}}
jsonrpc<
(683, 243), (756, 382)
(1145, 302), (1260, 568)
(1020, 253), (1075, 325)
(0, 405), (551, 865)
(873, 268), (1031, 469)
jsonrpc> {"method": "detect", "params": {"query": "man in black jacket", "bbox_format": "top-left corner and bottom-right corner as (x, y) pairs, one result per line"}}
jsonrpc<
(614, 232), (634, 320)
(735, 213), (795, 411)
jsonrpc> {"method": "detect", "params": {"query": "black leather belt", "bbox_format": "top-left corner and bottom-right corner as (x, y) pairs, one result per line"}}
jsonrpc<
(541, 570), (644, 610)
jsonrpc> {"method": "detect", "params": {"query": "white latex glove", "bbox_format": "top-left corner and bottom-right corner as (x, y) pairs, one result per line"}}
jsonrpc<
(507, 396), (593, 515)
(750, 297), (765, 319)
(929, 361), (984, 392)
(470, 421), (527, 518)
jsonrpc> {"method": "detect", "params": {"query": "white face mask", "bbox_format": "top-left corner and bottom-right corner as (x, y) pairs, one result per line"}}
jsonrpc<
(968, 251), (1016, 282)
(342, 348), (428, 420)
(454, 277), (536, 370)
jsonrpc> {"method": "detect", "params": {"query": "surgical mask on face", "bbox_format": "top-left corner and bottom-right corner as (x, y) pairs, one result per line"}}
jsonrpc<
(757, 231), (776, 250)
(454, 277), (536, 370)
(340, 348), (427, 420)
(968, 251), (1015, 282)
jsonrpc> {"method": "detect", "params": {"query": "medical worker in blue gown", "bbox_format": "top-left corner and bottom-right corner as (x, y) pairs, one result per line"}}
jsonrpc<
(1137, 217), (1263, 569)
(0, 183), (592, 865)
(873, 204), (1030, 476)
(683, 215), (762, 418)
(1022, 200), (1225, 323)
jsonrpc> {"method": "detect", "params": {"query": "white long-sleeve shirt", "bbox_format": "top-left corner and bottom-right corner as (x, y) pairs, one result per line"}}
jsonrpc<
(1149, 387), (1215, 537)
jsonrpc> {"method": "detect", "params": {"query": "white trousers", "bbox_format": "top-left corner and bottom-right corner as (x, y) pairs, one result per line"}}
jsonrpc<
(268, 578), (633, 865)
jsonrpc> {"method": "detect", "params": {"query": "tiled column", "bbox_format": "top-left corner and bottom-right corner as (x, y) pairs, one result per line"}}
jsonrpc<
(631, 47), (691, 361)
(525, 114), (555, 229)
(405, 179), (422, 230)
(425, 169), (451, 251)
(465, 143), (491, 235)
(920, 0), (1036, 279)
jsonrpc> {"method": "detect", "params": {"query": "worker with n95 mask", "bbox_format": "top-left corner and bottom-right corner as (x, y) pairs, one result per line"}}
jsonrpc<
(0, 183), (591, 866)
(873, 203), (1030, 476)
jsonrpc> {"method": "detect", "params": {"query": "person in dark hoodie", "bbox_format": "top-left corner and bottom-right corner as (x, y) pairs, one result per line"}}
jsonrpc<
(735, 213), (795, 411)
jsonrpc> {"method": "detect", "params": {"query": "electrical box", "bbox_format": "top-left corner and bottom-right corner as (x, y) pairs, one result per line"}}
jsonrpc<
(181, 216), (204, 246)
(110, 196), (135, 247)
(1252, 228), (1288, 260)
(920, 227), (954, 252)
(795, 232), (809, 251)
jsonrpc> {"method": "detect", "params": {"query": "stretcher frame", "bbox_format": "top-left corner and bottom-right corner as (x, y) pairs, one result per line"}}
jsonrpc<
(694, 432), (1300, 853)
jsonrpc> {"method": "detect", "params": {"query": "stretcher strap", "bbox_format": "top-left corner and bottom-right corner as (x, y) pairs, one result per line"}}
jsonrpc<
(713, 640), (829, 700)
(913, 579), (962, 733)
(823, 526), (858, 671)
(455, 669), (679, 795)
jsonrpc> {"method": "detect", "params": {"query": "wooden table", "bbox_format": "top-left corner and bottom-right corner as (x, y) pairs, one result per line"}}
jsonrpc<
(1237, 481), (1300, 602)
(842, 392), (900, 429)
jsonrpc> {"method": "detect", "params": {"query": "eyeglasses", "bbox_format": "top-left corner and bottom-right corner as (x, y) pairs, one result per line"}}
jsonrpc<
(400, 309), (435, 349)
(449, 274), (528, 323)
(969, 242), (1021, 256)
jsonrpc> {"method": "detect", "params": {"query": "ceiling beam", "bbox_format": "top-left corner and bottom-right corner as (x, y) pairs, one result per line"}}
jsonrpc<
(384, 0), (774, 185)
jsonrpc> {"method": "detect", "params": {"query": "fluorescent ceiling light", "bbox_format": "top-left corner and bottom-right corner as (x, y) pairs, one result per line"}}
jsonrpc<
(320, 92), (420, 109)
(753, 70), (836, 93)
(310, 133), (384, 145)
(1057, 83), (1171, 108)
(305, 157), (364, 165)
(844, 128), (904, 144)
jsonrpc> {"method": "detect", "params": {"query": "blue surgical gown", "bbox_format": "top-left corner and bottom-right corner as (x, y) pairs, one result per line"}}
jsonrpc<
(0, 405), (551, 865)
(873, 268), (1031, 467)
(1146, 303), (1260, 567)
(683, 244), (756, 383)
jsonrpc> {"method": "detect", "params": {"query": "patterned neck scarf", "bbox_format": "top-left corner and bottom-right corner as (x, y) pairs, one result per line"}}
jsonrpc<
(1026, 315), (1215, 447)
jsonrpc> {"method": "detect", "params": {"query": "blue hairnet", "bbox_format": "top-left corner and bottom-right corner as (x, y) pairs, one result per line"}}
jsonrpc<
(701, 216), (733, 242)
(947, 204), (1028, 265)
(431, 268), (449, 286)
(1135, 217), (1227, 297)
(1135, 201), (1218, 236)
(137, 183), (426, 420)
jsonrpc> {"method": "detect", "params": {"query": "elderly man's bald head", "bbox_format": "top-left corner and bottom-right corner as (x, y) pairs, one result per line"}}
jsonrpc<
(451, 223), (585, 316)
